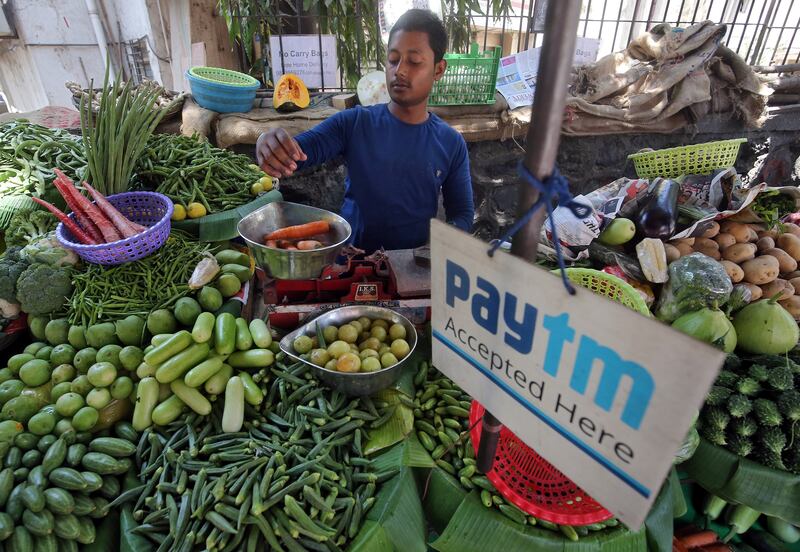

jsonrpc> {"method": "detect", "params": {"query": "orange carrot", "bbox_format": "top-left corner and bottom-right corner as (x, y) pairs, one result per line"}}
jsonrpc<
(297, 240), (323, 250)
(265, 220), (330, 241)
(673, 536), (690, 552)
(678, 532), (722, 549)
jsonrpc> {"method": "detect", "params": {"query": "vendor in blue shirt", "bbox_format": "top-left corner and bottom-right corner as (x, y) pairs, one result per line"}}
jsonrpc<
(256, 9), (474, 252)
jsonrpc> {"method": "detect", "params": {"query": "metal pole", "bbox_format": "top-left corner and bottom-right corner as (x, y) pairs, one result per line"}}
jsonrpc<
(476, 0), (582, 475)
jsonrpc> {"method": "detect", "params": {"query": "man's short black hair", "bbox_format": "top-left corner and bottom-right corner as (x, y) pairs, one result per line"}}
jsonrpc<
(388, 9), (447, 63)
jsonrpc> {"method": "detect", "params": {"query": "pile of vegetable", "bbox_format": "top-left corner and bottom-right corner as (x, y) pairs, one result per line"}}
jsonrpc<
(700, 489), (800, 547)
(80, 73), (170, 197)
(699, 352), (800, 474)
(135, 133), (271, 215)
(33, 170), (147, 245)
(290, 315), (412, 374)
(67, 232), (211, 326)
(264, 220), (330, 250)
(66, 81), (183, 114)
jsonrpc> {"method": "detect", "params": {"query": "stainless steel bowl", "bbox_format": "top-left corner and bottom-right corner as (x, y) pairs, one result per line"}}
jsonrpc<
(237, 201), (351, 280)
(280, 305), (418, 396)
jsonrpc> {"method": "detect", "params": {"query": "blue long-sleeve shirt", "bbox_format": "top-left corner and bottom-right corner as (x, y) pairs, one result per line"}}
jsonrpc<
(295, 104), (474, 252)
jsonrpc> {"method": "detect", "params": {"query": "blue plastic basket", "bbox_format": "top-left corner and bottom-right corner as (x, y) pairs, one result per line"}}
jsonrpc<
(186, 66), (260, 113)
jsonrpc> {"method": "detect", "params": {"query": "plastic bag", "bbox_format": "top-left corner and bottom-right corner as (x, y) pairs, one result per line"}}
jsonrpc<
(655, 253), (732, 322)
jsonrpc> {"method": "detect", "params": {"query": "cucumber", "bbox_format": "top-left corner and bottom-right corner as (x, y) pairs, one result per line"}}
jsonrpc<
(227, 349), (274, 368)
(766, 516), (800, 544)
(154, 342), (210, 384)
(184, 357), (223, 388)
(143, 330), (192, 367)
(22, 507), (53, 536)
(14, 432), (38, 451)
(149, 334), (172, 348)
(132, 377), (159, 431)
(33, 533), (58, 552)
(58, 537), (79, 552)
(151, 395), (185, 426)
(191, 312), (215, 344)
(48, 468), (87, 491)
(88, 437), (136, 458)
(81, 452), (125, 475)
(21, 485), (45, 512)
(234, 318), (253, 350)
(41, 438), (67, 476)
(21, 449), (42, 469)
(9, 526), (34, 552)
(43, 488), (74, 515)
(6, 484), (25, 521)
(0, 468), (14, 507)
(5, 446), (22, 469)
(14, 467), (29, 482)
(0, 511), (13, 540)
(170, 380), (211, 416)
(66, 444), (86, 467)
(222, 377), (245, 433)
(89, 496), (110, 519)
(36, 435), (56, 454)
(204, 363), (232, 396)
(99, 475), (120, 500)
(238, 372), (263, 406)
(27, 466), (47, 488)
(221, 263), (251, 284)
(76, 515), (95, 544)
(113, 421), (138, 442)
(214, 313), (236, 355)
(215, 249), (250, 267)
(81, 471), (103, 492)
(71, 495), (95, 516)
(52, 513), (80, 540)
(248, 319), (272, 349)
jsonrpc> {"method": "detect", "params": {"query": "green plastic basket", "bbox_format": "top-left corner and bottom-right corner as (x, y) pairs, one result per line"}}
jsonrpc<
(187, 66), (260, 88)
(428, 43), (501, 106)
(557, 268), (651, 316)
(627, 138), (747, 179)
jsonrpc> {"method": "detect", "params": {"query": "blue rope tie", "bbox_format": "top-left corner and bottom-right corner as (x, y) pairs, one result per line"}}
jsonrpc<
(487, 163), (591, 295)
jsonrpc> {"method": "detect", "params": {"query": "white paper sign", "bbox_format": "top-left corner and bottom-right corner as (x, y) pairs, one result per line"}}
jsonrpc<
(430, 220), (724, 528)
(269, 35), (337, 89)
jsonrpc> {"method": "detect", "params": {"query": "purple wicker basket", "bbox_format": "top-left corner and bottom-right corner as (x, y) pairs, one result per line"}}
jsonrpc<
(56, 191), (173, 266)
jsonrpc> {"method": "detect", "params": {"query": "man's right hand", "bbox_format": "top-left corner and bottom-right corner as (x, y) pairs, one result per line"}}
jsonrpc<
(255, 128), (308, 178)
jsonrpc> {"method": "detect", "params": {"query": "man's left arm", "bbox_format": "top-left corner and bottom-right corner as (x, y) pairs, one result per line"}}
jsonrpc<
(441, 136), (474, 232)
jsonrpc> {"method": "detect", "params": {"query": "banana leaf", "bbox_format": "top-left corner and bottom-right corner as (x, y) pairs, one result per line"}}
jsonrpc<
(364, 389), (414, 456)
(348, 466), (427, 552)
(683, 437), (800, 524)
(119, 471), (155, 552)
(431, 491), (646, 552)
(84, 507), (120, 552)
(171, 189), (283, 242)
(371, 432), (435, 473)
(420, 467), (468, 533)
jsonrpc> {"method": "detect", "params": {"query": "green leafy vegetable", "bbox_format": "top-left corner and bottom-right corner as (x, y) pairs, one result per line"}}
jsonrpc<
(751, 190), (795, 229)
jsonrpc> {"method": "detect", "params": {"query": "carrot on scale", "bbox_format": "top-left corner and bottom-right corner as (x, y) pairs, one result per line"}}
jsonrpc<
(264, 220), (330, 241)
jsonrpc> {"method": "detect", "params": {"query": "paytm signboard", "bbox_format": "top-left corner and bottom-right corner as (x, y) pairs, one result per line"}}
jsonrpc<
(430, 220), (724, 528)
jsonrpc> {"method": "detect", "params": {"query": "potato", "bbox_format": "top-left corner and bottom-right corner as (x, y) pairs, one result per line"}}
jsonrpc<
(722, 242), (757, 263)
(742, 283), (763, 301)
(713, 233), (737, 250)
(664, 243), (680, 263)
(672, 237), (695, 247)
(694, 237), (719, 251)
(742, 255), (780, 285)
(763, 247), (798, 274)
(758, 229), (779, 240)
(779, 295), (800, 320)
(720, 260), (744, 283)
(674, 242), (694, 257)
(777, 233), (800, 260)
(783, 222), (800, 238)
(701, 221), (720, 239)
(720, 221), (758, 243)
(760, 278), (795, 301)
(790, 276), (800, 293)
(696, 246), (721, 260)
(756, 236), (775, 252)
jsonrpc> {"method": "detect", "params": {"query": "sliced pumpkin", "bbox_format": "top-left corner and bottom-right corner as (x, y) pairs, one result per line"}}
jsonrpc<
(273, 73), (310, 112)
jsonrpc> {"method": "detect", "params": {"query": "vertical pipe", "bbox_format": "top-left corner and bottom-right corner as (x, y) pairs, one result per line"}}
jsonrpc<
(773, 0), (796, 65)
(627, 0), (644, 45)
(85, 0), (116, 79)
(476, 0), (582, 475)
(748, 0), (777, 64)
(782, 9), (800, 65)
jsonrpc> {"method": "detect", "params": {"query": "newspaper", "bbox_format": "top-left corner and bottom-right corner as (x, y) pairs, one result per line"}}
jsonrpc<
(496, 37), (600, 110)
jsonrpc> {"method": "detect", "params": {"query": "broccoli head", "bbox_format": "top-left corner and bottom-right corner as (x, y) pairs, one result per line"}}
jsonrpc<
(5, 210), (57, 247)
(0, 246), (30, 302)
(15, 262), (73, 316)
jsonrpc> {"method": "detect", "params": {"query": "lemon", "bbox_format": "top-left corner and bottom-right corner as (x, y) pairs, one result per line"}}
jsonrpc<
(187, 202), (207, 219)
(171, 204), (187, 221)
(259, 175), (274, 192)
(250, 182), (264, 195)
